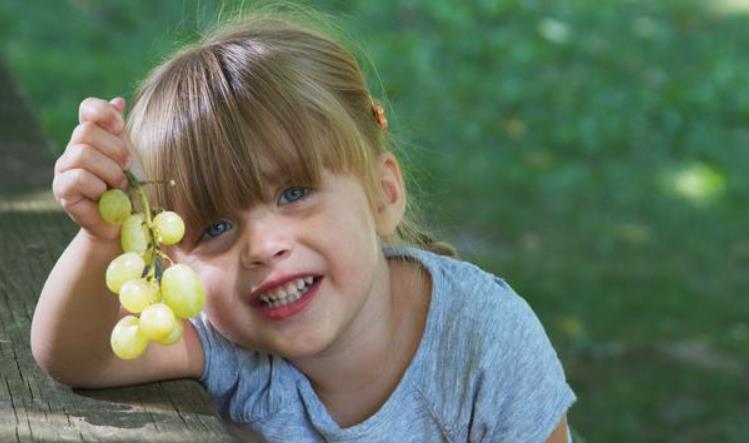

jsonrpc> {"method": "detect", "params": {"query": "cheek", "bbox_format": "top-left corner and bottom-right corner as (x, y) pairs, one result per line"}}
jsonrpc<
(318, 193), (378, 245)
(195, 264), (232, 301)
(316, 203), (380, 282)
(174, 256), (232, 307)
(189, 264), (241, 339)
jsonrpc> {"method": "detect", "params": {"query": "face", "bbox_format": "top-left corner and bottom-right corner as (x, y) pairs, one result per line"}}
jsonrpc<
(172, 169), (388, 359)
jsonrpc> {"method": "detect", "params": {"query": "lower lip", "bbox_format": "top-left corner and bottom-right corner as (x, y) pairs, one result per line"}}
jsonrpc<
(254, 277), (322, 320)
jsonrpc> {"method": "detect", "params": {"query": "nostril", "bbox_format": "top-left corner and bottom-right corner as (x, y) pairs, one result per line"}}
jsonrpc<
(274, 248), (291, 258)
(240, 245), (292, 269)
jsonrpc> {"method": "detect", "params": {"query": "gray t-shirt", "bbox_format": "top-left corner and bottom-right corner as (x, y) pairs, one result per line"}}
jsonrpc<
(190, 245), (576, 442)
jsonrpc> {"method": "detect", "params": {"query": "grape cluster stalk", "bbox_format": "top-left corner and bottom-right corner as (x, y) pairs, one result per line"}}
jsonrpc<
(98, 169), (205, 359)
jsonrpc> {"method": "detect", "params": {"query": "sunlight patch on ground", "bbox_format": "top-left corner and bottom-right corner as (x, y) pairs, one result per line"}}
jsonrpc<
(711, 0), (749, 15)
(0, 189), (60, 213)
(661, 162), (726, 206)
(537, 17), (572, 44)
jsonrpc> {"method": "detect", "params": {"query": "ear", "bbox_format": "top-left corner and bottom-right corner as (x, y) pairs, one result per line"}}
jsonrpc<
(374, 152), (406, 237)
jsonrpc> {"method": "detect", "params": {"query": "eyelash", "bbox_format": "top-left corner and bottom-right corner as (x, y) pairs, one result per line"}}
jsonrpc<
(199, 186), (310, 242)
(277, 185), (309, 205)
(202, 220), (232, 241)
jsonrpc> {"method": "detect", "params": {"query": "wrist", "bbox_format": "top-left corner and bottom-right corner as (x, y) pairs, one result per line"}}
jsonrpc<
(77, 228), (121, 256)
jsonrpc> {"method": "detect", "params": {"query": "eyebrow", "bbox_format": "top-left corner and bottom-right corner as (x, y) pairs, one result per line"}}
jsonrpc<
(261, 169), (284, 186)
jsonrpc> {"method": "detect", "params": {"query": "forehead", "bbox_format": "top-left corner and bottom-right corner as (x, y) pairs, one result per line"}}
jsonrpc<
(256, 156), (284, 183)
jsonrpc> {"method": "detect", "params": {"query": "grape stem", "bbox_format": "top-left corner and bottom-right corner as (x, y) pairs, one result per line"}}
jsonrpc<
(124, 169), (153, 227)
(124, 168), (161, 281)
(124, 169), (178, 285)
(156, 250), (175, 266)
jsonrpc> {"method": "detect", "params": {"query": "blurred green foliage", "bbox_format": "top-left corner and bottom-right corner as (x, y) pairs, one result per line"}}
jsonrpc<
(2, 0), (749, 441)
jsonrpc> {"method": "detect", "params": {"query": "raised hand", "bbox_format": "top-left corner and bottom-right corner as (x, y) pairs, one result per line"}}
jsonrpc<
(53, 97), (131, 241)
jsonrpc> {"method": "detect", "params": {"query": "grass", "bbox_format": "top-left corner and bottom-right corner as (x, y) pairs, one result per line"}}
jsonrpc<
(2, 0), (748, 441)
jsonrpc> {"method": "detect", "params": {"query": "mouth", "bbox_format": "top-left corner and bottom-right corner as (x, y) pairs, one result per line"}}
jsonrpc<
(252, 276), (323, 320)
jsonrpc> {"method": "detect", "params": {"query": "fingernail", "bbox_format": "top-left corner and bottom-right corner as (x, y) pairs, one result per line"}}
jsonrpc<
(110, 97), (124, 110)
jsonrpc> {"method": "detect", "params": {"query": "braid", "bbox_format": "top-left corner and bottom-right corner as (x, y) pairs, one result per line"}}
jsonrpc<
(391, 219), (459, 259)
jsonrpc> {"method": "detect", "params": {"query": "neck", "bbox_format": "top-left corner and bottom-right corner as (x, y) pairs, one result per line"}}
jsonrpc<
(291, 252), (402, 395)
(288, 253), (431, 427)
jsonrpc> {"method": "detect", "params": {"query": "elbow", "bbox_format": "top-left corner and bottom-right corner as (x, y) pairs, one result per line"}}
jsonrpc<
(30, 323), (113, 389)
(30, 317), (78, 387)
(31, 343), (68, 386)
(30, 324), (65, 384)
(30, 301), (55, 376)
(30, 316), (52, 375)
(31, 344), (89, 388)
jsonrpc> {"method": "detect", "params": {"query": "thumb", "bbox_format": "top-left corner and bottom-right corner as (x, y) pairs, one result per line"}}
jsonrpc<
(109, 97), (126, 114)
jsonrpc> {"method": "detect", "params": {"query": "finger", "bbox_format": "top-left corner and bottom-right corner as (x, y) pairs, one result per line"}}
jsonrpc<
(55, 144), (128, 189)
(62, 198), (100, 229)
(53, 168), (108, 206)
(79, 97), (125, 135)
(67, 122), (130, 168)
(109, 97), (126, 114)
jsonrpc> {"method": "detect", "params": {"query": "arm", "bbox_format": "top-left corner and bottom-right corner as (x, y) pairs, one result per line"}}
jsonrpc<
(545, 417), (570, 443)
(32, 229), (123, 385)
(31, 229), (203, 387)
(472, 279), (577, 442)
(30, 97), (203, 388)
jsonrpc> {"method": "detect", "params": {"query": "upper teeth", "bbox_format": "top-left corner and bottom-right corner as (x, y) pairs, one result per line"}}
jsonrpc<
(259, 276), (314, 303)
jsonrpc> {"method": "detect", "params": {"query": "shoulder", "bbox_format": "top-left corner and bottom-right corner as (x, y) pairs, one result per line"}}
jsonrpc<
(416, 247), (537, 349)
(416, 250), (551, 388)
(405, 249), (576, 442)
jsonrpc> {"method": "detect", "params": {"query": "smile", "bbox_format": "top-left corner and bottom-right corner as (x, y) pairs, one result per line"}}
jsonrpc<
(254, 276), (322, 320)
(259, 276), (315, 308)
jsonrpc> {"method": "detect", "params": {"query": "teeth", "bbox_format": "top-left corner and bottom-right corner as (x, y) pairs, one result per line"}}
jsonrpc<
(258, 276), (316, 303)
(268, 284), (307, 308)
(271, 286), (286, 300)
(285, 281), (298, 293)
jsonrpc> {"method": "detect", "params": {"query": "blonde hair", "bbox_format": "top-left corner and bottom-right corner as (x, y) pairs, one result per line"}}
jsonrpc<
(126, 7), (457, 258)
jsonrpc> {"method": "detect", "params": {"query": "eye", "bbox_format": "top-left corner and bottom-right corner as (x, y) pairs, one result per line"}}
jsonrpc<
(201, 219), (233, 241)
(277, 186), (309, 205)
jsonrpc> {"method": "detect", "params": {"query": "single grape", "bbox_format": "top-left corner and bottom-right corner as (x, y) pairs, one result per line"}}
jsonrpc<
(153, 211), (185, 245)
(153, 318), (184, 346)
(118, 278), (158, 314)
(139, 303), (177, 341)
(121, 213), (152, 255)
(161, 264), (206, 318)
(105, 252), (146, 294)
(98, 189), (132, 225)
(110, 315), (149, 359)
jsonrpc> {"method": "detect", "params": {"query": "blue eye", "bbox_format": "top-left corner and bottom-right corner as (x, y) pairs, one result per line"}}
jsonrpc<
(201, 220), (233, 241)
(278, 186), (309, 205)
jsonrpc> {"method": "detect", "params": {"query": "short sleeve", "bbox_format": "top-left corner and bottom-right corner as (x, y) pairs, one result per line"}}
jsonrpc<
(189, 314), (243, 414)
(189, 314), (281, 422)
(471, 280), (577, 443)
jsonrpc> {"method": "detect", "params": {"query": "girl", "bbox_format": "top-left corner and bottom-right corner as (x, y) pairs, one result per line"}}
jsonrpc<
(32, 8), (576, 443)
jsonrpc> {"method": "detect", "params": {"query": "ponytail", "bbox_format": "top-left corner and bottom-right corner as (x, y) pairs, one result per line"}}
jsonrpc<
(391, 218), (459, 259)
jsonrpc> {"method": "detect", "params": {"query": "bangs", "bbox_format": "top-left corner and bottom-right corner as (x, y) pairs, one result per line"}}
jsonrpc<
(127, 41), (371, 243)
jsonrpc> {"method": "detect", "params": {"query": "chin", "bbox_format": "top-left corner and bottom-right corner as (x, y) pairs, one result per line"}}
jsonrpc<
(270, 330), (335, 360)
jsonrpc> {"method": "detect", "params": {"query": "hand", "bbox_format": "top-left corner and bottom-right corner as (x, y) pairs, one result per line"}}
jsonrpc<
(53, 97), (132, 242)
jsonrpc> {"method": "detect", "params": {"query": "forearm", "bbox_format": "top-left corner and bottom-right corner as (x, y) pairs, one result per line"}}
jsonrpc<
(31, 228), (122, 384)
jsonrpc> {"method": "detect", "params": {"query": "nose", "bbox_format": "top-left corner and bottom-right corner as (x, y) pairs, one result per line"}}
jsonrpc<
(239, 210), (292, 268)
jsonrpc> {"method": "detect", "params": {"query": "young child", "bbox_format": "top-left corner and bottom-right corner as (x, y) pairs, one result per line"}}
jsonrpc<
(32, 9), (576, 443)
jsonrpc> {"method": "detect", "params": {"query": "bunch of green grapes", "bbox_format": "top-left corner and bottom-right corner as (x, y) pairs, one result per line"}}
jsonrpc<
(98, 170), (205, 359)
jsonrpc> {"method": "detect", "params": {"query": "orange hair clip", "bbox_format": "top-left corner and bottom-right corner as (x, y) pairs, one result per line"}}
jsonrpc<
(371, 101), (388, 130)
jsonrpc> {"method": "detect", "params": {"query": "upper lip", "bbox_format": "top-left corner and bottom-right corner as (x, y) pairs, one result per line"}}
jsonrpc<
(249, 272), (318, 300)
